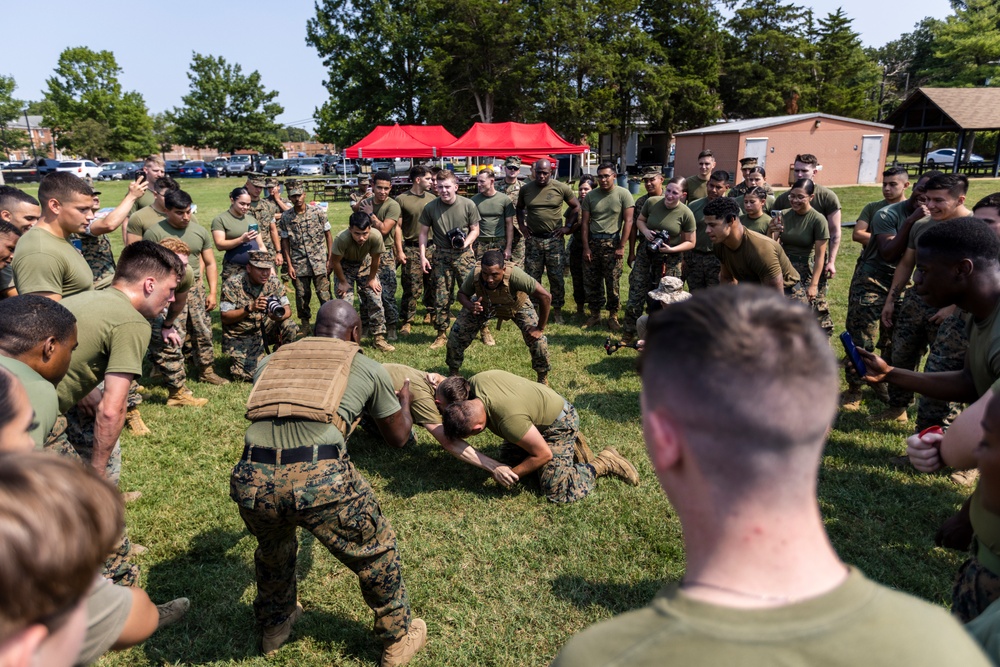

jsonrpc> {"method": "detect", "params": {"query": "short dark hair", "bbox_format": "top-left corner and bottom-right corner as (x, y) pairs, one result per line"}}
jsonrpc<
(791, 178), (815, 195)
(697, 150), (714, 159)
(743, 187), (768, 202)
(0, 187), (38, 213)
(883, 166), (909, 180)
(794, 153), (819, 167)
(667, 176), (686, 188)
(436, 170), (459, 184)
(0, 367), (19, 434)
(917, 217), (1000, 270)
(372, 170), (392, 185)
(924, 173), (969, 197)
(153, 176), (179, 194)
(442, 401), (479, 439)
(481, 250), (505, 268)
(409, 165), (429, 181)
(229, 187), (249, 201)
(38, 172), (92, 207)
(349, 211), (371, 230)
(579, 174), (595, 188)
(704, 197), (741, 222)
(0, 219), (21, 238)
(710, 170), (730, 184)
(597, 162), (617, 174)
(0, 295), (76, 356)
(974, 193), (1000, 213)
(114, 240), (184, 284)
(747, 166), (767, 178)
(164, 189), (193, 211)
(437, 376), (471, 405)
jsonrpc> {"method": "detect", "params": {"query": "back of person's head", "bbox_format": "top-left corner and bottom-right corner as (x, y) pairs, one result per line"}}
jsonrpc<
(704, 197), (740, 221)
(0, 452), (123, 647)
(437, 376), (471, 404)
(925, 173), (969, 197)
(481, 250), (504, 269)
(38, 172), (93, 207)
(158, 237), (191, 257)
(709, 170), (730, 184)
(409, 165), (429, 181)
(114, 240), (184, 284)
(348, 211), (371, 230)
(795, 153), (819, 167)
(640, 285), (837, 501)
(0, 294), (76, 356)
(917, 217), (1000, 271)
(0, 187), (38, 214)
(153, 176), (178, 194)
(442, 401), (479, 439)
(163, 189), (192, 211)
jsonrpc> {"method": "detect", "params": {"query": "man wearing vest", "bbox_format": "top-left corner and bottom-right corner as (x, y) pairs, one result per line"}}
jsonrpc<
(446, 250), (552, 384)
(231, 300), (427, 665)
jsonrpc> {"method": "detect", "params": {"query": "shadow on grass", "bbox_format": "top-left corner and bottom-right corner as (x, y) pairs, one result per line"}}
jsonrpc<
(550, 574), (665, 615)
(573, 391), (640, 422)
(548, 330), (614, 352)
(584, 355), (640, 378)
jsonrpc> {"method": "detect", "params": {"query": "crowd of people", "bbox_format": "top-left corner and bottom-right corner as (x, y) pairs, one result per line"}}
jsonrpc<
(3, 148), (1000, 665)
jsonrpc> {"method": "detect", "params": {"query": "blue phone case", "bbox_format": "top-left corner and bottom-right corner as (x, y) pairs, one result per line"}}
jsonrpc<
(839, 331), (866, 376)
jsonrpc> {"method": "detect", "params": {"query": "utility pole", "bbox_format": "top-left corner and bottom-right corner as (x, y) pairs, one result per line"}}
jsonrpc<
(24, 110), (37, 160)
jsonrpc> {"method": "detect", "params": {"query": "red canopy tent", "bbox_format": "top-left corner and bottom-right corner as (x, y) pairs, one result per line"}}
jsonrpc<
(442, 122), (588, 156)
(344, 124), (458, 158)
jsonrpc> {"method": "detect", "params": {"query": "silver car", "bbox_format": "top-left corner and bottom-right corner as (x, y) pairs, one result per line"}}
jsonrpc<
(291, 158), (323, 176)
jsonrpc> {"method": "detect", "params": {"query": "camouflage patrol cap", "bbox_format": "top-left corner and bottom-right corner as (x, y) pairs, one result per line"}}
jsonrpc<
(246, 172), (266, 188)
(640, 166), (662, 180)
(504, 156), (521, 168)
(739, 157), (759, 168)
(264, 177), (280, 189)
(247, 250), (274, 269)
(285, 179), (305, 196)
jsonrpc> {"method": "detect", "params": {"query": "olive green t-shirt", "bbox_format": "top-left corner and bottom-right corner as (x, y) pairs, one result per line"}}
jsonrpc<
(773, 183), (841, 217)
(0, 355), (59, 449)
(582, 185), (634, 235)
(870, 201), (925, 272)
(0, 265), (13, 293)
(856, 199), (893, 264)
(714, 229), (799, 288)
(211, 209), (253, 240)
(741, 212), (772, 236)
(370, 197), (401, 226)
(126, 205), (167, 237)
(684, 175), (708, 201)
(516, 180), (576, 234)
(472, 192), (515, 238)
(396, 190), (435, 242)
(971, 484), (1000, 569)
(965, 299), (1000, 397)
(384, 363), (440, 426)
(469, 370), (565, 444)
(550, 566), (992, 667)
(57, 288), (151, 412)
(142, 220), (212, 279)
(908, 218), (940, 252)
(177, 266), (194, 295)
(130, 189), (155, 214)
(419, 196), (481, 248)
(778, 208), (829, 264)
(331, 228), (385, 263)
(686, 197), (716, 253)
(245, 351), (401, 452)
(12, 227), (94, 297)
(640, 198), (696, 246)
(459, 265), (537, 298)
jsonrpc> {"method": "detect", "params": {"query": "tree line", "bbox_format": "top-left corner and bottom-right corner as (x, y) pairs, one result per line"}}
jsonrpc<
(1, 0), (997, 161)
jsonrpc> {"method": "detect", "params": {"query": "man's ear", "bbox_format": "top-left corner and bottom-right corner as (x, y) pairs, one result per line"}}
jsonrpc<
(643, 408), (683, 475)
(0, 623), (49, 667)
(41, 337), (58, 362)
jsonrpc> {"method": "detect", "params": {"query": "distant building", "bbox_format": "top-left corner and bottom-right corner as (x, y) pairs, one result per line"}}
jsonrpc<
(2, 115), (59, 160)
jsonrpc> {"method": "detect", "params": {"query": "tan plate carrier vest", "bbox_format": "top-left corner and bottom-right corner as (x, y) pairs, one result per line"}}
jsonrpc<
(245, 337), (361, 436)
(473, 265), (528, 322)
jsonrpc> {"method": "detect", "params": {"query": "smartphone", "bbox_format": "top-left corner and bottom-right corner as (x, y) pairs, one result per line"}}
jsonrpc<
(248, 222), (259, 233)
(134, 172), (145, 183)
(839, 331), (866, 377)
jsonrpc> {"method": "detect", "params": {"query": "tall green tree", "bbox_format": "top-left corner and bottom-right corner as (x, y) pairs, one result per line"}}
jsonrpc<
(42, 47), (156, 159)
(307, 0), (429, 146)
(0, 75), (29, 160)
(150, 112), (175, 157)
(171, 53), (284, 154)
(810, 9), (880, 119)
(934, 0), (1000, 86)
(277, 126), (312, 142)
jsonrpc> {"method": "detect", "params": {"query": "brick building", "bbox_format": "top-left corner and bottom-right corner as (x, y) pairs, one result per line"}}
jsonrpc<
(2, 115), (60, 161)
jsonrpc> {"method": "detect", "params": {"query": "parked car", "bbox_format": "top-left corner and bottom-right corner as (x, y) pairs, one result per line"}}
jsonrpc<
(209, 158), (230, 176)
(290, 158), (323, 176)
(178, 161), (219, 178)
(165, 160), (189, 176)
(370, 159), (396, 176)
(57, 160), (104, 180)
(333, 158), (359, 175)
(227, 154), (253, 175)
(97, 161), (140, 181)
(925, 148), (985, 166)
(2, 158), (61, 182)
(263, 159), (290, 176)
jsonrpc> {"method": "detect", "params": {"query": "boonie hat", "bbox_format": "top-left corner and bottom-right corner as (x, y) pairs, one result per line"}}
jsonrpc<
(648, 276), (691, 305)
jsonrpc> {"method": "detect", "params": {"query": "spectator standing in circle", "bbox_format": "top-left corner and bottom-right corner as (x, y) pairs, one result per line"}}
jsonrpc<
(213, 187), (263, 284)
(580, 163), (634, 332)
(566, 174), (594, 319)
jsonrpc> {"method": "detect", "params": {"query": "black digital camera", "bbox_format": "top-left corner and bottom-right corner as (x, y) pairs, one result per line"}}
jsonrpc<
(447, 227), (467, 249)
(265, 296), (284, 317)
(648, 230), (671, 253)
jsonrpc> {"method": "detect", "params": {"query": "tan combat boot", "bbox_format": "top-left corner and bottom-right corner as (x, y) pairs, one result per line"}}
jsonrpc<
(125, 408), (151, 436)
(582, 313), (601, 328)
(480, 326), (496, 346)
(591, 447), (640, 486)
(400, 322), (412, 336)
(875, 406), (909, 423)
(608, 314), (622, 332)
(381, 618), (428, 667)
(156, 597), (190, 630)
(373, 335), (396, 352)
(423, 313), (432, 325)
(299, 320), (312, 337)
(262, 602), (303, 655)
(167, 387), (209, 408)
(840, 389), (863, 412)
(387, 325), (398, 342)
(552, 310), (565, 325)
(429, 332), (448, 350)
(199, 368), (230, 386)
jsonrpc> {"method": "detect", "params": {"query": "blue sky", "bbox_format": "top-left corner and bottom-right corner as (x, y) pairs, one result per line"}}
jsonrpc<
(2, 0), (955, 135)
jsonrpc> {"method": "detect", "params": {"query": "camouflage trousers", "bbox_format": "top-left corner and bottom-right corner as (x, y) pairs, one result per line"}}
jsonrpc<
(231, 456), (411, 641)
(446, 300), (550, 374)
(476, 236), (516, 266)
(525, 236), (566, 310)
(361, 250), (398, 331)
(221, 260), (246, 285)
(499, 403), (595, 503)
(51, 408), (139, 587)
(431, 246), (476, 334)
(683, 251), (720, 291)
(624, 241), (682, 336)
(789, 256), (833, 336)
(400, 244), (435, 325)
(845, 262), (896, 390)
(338, 260), (386, 337)
(291, 272), (332, 324)
(148, 282), (216, 389)
(583, 238), (623, 315)
(918, 311), (968, 431)
(952, 550), (1000, 623)
(510, 228), (526, 268)
(223, 317), (299, 382)
(567, 235), (585, 311)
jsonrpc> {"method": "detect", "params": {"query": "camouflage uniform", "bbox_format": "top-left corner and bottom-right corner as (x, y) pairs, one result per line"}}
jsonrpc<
(952, 551), (1000, 623)
(360, 197), (400, 332)
(623, 241), (681, 337)
(845, 263), (897, 389)
(249, 198), (279, 256)
(727, 182), (775, 199)
(525, 236), (566, 310)
(220, 271), (298, 381)
(148, 282), (216, 388)
(683, 251), (721, 291)
(583, 238), (623, 315)
(567, 233), (585, 312)
(446, 298), (550, 376)
(338, 258), (386, 337)
(918, 311), (969, 431)
(431, 246), (477, 334)
(497, 403), (594, 504)
(79, 232), (116, 289)
(400, 243), (434, 325)
(278, 206), (332, 325)
(496, 178), (525, 267)
(221, 261), (246, 285)
(787, 256), (833, 336)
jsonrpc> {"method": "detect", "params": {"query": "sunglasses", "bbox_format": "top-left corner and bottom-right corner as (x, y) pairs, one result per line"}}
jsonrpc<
(505, 165), (519, 170)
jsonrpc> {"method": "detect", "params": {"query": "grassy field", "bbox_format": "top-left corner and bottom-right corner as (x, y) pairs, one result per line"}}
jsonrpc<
(18, 176), (1000, 666)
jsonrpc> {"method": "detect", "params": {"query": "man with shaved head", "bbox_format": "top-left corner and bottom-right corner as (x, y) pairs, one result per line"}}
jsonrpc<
(231, 299), (428, 664)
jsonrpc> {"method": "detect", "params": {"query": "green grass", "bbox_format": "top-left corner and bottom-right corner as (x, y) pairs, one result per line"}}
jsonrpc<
(23, 177), (1000, 665)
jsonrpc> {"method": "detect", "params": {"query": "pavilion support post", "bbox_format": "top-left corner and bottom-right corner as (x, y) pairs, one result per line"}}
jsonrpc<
(919, 131), (929, 173)
(993, 135), (1000, 178)
(954, 130), (966, 175)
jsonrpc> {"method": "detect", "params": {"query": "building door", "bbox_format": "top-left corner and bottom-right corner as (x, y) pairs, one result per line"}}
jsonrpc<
(743, 137), (768, 168)
(858, 135), (883, 184)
